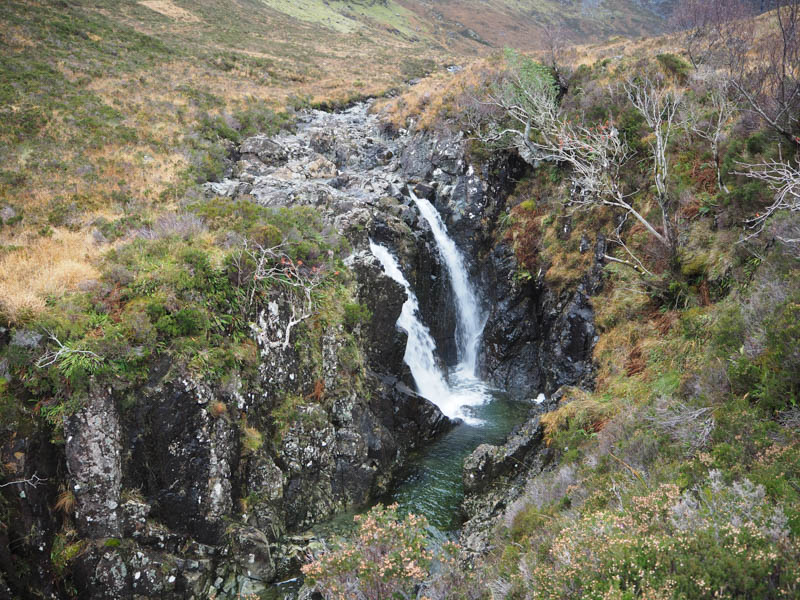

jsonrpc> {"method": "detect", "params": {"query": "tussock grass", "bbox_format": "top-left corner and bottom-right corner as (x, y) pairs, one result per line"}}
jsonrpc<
(0, 230), (100, 323)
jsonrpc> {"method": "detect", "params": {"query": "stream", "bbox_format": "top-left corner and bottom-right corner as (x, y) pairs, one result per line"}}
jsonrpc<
(213, 102), (535, 598)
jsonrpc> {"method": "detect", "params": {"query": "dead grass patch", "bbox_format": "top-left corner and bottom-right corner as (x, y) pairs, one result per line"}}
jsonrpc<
(540, 387), (619, 444)
(625, 345), (646, 376)
(138, 1), (200, 22)
(0, 231), (100, 323)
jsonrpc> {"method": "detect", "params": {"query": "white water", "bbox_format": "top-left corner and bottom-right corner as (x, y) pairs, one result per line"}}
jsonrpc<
(369, 242), (488, 421)
(411, 194), (485, 375)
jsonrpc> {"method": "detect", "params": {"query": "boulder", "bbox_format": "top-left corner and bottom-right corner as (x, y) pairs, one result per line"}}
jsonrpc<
(305, 155), (337, 179)
(240, 136), (288, 165)
(463, 416), (544, 495)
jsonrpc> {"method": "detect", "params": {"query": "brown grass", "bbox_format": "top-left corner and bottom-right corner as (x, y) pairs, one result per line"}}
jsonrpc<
(378, 57), (499, 131)
(625, 345), (646, 376)
(652, 311), (678, 336)
(0, 231), (100, 323)
(209, 401), (227, 418)
(138, 1), (200, 22)
(540, 387), (618, 444)
(306, 379), (325, 403)
(54, 489), (76, 515)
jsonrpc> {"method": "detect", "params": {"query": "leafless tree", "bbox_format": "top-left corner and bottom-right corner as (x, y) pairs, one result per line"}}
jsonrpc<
(688, 71), (738, 193)
(624, 76), (684, 249)
(235, 242), (326, 351)
(472, 60), (682, 272)
(725, 0), (800, 147)
(736, 150), (800, 238)
(671, 0), (756, 68)
(538, 22), (571, 89)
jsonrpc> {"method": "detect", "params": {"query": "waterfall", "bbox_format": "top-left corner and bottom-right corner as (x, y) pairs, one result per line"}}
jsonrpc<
(369, 241), (453, 408)
(370, 200), (491, 422)
(410, 194), (484, 375)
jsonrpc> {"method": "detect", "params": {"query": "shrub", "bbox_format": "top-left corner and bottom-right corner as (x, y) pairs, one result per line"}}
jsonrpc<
(136, 213), (207, 241)
(302, 504), (433, 600)
(242, 425), (263, 453)
(155, 307), (207, 338)
(234, 102), (293, 138)
(516, 475), (799, 599)
(342, 302), (371, 331)
(656, 53), (691, 83)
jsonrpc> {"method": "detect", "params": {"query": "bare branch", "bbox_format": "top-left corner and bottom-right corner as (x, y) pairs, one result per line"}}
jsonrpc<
(471, 53), (685, 275)
(736, 150), (800, 239)
(36, 331), (103, 369)
(688, 72), (738, 193)
(646, 399), (715, 455)
(624, 76), (683, 246)
(0, 472), (48, 489)
(724, 0), (800, 146)
(241, 242), (326, 351)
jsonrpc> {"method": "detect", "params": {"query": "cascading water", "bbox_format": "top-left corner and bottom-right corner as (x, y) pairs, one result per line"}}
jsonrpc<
(369, 241), (486, 421)
(410, 193), (484, 375)
(369, 198), (527, 529)
(369, 242), (451, 408)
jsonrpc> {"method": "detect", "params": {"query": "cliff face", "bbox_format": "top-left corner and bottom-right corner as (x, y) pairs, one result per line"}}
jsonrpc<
(393, 127), (601, 397)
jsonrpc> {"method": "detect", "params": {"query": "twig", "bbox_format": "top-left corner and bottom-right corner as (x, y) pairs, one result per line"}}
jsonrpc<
(607, 451), (645, 484)
(0, 472), (47, 489)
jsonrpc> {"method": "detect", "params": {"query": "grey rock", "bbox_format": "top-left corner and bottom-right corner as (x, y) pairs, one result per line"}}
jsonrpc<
(64, 384), (122, 538)
(10, 329), (43, 350)
(463, 417), (544, 495)
(240, 136), (288, 165)
(0, 206), (17, 221)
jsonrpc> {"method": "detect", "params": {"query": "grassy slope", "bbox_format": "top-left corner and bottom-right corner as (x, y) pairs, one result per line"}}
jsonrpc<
(0, 0), (452, 322)
(0, 0), (671, 323)
(379, 22), (799, 599)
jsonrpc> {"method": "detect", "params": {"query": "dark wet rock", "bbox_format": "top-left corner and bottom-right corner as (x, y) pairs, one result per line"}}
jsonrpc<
(354, 258), (407, 374)
(460, 411), (552, 561)
(463, 416), (544, 496)
(222, 524), (277, 587)
(413, 182), (436, 200)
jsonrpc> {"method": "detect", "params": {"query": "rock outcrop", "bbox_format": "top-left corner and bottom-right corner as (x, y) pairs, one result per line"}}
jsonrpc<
(459, 407), (553, 562)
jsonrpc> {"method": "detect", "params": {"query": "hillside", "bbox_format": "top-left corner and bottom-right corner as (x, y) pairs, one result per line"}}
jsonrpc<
(306, 5), (800, 598)
(1, 2), (798, 600)
(0, 0), (676, 324)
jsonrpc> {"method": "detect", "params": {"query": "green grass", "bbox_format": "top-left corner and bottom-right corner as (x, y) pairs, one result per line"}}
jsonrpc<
(260, 0), (422, 37)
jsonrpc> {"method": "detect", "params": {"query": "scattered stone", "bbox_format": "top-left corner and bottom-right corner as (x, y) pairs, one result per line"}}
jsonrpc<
(0, 206), (16, 222)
